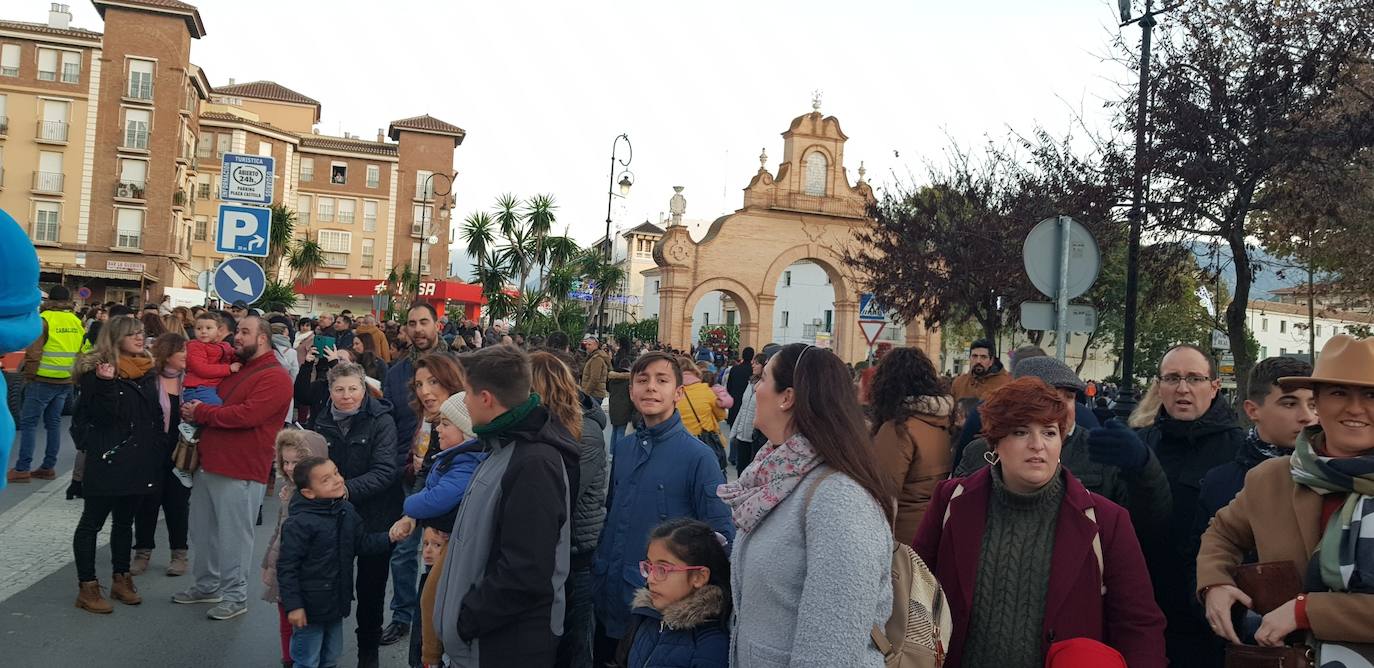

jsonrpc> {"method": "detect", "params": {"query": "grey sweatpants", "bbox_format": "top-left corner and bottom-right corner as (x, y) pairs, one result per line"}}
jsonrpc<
(188, 469), (266, 604)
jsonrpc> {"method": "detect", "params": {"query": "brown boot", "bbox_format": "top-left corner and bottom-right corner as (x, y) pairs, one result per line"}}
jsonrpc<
(76, 581), (113, 614)
(167, 549), (188, 576)
(110, 573), (142, 605)
(130, 549), (151, 576)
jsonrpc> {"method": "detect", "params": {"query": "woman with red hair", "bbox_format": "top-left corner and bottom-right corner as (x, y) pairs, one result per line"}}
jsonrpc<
(913, 377), (1165, 667)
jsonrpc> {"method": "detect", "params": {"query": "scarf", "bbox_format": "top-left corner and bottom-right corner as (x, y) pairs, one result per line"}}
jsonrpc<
(157, 368), (182, 432)
(1245, 427), (1293, 462)
(407, 335), (449, 364)
(473, 393), (540, 437)
(1289, 429), (1374, 593)
(118, 354), (153, 379)
(716, 433), (822, 533)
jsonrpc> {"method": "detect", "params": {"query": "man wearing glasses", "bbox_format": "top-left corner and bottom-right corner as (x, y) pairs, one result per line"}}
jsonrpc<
(1132, 344), (1245, 666)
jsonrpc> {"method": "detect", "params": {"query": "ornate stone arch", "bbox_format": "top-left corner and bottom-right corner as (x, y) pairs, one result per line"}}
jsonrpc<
(678, 277), (760, 351)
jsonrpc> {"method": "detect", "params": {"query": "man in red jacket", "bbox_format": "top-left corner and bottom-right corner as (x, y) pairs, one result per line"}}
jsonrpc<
(174, 315), (292, 620)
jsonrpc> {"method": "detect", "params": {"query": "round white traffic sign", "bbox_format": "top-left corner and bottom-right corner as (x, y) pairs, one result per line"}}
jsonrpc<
(1023, 216), (1100, 300)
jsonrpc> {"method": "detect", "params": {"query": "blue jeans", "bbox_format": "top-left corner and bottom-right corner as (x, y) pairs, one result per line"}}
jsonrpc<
(290, 618), (344, 668)
(182, 385), (222, 406)
(388, 527), (420, 625)
(14, 382), (72, 472)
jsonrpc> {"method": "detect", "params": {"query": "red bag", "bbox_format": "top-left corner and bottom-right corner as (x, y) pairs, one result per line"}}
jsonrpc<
(1045, 638), (1127, 668)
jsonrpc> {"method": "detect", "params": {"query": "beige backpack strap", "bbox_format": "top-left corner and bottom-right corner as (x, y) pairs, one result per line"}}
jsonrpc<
(941, 483), (965, 529)
(1085, 506), (1105, 595)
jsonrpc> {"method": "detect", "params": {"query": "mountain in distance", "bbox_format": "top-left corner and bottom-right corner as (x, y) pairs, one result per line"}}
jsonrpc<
(1179, 240), (1307, 301)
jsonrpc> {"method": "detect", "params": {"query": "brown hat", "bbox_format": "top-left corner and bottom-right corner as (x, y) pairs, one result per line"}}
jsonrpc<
(1279, 335), (1374, 390)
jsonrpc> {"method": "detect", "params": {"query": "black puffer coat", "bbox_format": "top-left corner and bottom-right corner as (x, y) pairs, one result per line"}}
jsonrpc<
(313, 393), (403, 532)
(71, 362), (165, 497)
(276, 495), (391, 623)
(573, 392), (609, 565)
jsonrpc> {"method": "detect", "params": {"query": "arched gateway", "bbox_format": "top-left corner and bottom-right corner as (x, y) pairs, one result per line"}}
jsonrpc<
(654, 106), (939, 363)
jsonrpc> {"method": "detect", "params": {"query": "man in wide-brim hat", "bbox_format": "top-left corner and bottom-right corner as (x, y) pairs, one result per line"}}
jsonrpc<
(1197, 334), (1374, 655)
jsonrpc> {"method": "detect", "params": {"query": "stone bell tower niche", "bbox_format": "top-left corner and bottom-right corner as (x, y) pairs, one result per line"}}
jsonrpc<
(741, 94), (872, 219)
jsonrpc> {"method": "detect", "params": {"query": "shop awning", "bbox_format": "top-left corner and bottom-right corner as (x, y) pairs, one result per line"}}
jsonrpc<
(53, 268), (160, 283)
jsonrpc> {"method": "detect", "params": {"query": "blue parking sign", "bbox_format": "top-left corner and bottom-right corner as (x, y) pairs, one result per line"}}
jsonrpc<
(215, 204), (272, 257)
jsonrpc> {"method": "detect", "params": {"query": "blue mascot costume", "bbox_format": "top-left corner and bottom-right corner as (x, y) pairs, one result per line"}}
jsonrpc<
(0, 208), (44, 491)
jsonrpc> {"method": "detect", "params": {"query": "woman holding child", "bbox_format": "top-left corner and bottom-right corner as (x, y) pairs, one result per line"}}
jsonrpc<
(312, 361), (400, 668)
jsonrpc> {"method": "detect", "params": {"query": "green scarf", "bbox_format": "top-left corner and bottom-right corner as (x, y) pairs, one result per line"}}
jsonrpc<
(1289, 429), (1374, 593)
(473, 393), (541, 437)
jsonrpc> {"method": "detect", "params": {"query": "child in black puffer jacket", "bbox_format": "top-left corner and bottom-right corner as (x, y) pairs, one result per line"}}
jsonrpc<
(276, 456), (394, 668)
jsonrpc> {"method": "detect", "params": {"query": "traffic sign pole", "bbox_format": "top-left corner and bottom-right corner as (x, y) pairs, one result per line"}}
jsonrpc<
(1056, 216), (1071, 361)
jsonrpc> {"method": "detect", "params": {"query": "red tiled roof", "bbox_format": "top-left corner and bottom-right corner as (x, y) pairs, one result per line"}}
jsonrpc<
(0, 19), (102, 40)
(198, 111), (293, 137)
(92, 0), (206, 38)
(299, 135), (398, 157)
(213, 80), (319, 107)
(387, 114), (466, 142)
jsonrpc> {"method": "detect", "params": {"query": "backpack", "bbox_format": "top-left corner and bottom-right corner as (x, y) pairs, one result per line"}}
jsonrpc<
(803, 469), (952, 668)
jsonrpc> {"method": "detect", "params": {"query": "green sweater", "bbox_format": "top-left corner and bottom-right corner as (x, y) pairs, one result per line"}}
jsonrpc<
(962, 467), (1064, 668)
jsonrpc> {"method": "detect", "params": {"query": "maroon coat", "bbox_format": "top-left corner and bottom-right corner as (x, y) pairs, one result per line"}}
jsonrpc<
(913, 467), (1166, 668)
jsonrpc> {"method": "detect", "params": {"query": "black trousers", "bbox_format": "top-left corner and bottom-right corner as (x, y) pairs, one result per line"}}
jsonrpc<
(591, 622), (622, 668)
(134, 467), (190, 551)
(73, 494), (139, 582)
(355, 550), (393, 654)
(408, 567), (429, 667)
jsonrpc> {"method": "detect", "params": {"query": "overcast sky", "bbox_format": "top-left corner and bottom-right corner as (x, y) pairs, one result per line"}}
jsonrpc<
(55, 0), (1139, 277)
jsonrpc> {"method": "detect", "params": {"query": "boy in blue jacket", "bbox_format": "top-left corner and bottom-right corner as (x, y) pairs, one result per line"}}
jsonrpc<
(278, 457), (395, 668)
(592, 351), (735, 665)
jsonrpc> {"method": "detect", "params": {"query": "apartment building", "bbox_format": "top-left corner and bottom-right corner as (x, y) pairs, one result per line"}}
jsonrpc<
(1, 1), (207, 305)
(2, 1), (465, 307)
(192, 79), (464, 286)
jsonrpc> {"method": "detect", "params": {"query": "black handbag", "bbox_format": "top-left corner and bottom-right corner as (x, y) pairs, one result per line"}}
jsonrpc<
(683, 390), (728, 471)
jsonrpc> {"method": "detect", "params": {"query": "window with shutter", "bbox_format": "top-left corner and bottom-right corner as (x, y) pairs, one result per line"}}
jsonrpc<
(37, 49), (58, 81)
(363, 200), (377, 232)
(33, 202), (60, 242)
(127, 59), (154, 100)
(115, 209), (143, 249)
(0, 44), (19, 77)
(124, 109), (150, 149)
(60, 51), (80, 83)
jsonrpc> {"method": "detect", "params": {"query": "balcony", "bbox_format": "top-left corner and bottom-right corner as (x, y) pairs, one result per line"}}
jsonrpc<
(126, 80), (153, 102)
(32, 171), (64, 194)
(36, 120), (68, 144)
(114, 181), (146, 201)
(0, 115), (7, 136)
(173, 189), (187, 210)
(122, 129), (149, 152)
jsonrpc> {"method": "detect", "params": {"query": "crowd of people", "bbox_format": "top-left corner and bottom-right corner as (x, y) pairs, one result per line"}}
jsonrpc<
(5, 288), (1374, 668)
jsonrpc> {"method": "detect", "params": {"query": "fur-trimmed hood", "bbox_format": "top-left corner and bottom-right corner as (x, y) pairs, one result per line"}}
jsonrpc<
(630, 584), (725, 630)
(902, 394), (953, 419)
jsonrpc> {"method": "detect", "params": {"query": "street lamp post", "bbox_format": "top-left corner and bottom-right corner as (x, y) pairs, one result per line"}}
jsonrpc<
(597, 133), (633, 336)
(414, 171), (455, 285)
(1114, 0), (1177, 418)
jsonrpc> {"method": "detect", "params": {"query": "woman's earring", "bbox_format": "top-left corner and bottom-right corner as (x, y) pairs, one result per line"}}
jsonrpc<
(983, 450), (1000, 466)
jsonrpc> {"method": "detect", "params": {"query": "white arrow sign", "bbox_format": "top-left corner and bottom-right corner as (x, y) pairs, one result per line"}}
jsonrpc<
(222, 265), (253, 295)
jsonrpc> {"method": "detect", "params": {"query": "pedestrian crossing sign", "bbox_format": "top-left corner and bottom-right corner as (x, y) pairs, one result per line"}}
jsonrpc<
(859, 293), (885, 322)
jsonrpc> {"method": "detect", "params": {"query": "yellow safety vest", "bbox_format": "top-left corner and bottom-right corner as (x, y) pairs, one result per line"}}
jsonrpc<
(36, 310), (86, 380)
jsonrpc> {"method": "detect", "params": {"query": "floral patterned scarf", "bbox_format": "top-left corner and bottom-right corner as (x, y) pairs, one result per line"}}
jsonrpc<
(717, 433), (821, 534)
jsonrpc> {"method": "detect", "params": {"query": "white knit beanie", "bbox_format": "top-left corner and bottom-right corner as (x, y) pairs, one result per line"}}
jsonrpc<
(439, 392), (474, 440)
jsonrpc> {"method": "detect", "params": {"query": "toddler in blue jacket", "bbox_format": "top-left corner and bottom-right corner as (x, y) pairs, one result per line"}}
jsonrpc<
(616, 518), (730, 668)
(388, 392), (485, 667)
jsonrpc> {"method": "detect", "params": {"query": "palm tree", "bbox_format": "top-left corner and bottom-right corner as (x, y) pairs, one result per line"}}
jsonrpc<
(287, 238), (325, 285)
(263, 204), (297, 276)
(523, 194), (558, 285)
(577, 249), (628, 332)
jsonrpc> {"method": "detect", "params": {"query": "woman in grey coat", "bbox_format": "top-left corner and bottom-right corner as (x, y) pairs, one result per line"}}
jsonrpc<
(717, 343), (894, 667)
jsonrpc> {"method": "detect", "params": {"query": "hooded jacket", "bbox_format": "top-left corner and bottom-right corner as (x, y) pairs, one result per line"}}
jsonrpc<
(71, 356), (164, 497)
(1135, 399), (1243, 659)
(582, 348), (611, 399)
(950, 359), (1011, 402)
(433, 402), (580, 667)
(404, 438), (488, 533)
(312, 393), (403, 532)
(619, 585), (729, 668)
(573, 391), (610, 564)
(872, 395), (953, 545)
(276, 495), (392, 624)
(593, 412), (735, 640)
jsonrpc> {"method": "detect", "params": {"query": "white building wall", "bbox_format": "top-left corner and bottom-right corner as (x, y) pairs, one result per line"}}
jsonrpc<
(1247, 303), (1368, 360)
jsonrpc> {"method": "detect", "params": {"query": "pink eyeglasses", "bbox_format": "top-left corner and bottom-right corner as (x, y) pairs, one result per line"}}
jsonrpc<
(638, 560), (706, 581)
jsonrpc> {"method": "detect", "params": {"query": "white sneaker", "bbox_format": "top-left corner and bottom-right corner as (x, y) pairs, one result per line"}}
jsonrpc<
(172, 467), (194, 489)
(177, 422), (199, 443)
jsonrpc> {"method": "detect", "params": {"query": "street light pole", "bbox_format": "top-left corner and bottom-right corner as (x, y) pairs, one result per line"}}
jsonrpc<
(413, 171), (455, 285)
(1114, 0), (1175, 418)
(598, 133), (633, 336)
